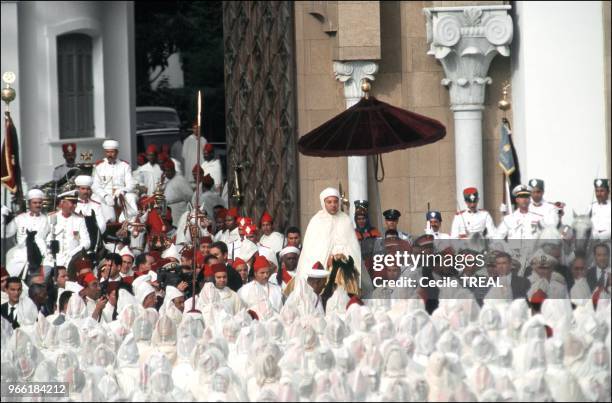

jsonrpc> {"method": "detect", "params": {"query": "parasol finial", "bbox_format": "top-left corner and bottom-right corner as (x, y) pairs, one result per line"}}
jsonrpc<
(360, 79), (371, 99)
(497, 81), (511, 112)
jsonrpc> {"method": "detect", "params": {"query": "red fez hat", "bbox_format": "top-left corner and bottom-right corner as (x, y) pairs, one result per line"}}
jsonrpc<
(158, 152), (170, 163)
(530, 289), (547, 304)
(161, 144), (170, 154)
(232, 257), (246, 269)
(80, 272), (97, 287)
(137, 153), (146, 166)
(216, 208), (227, 219)
(212, 263), (227, 274)
(203, 264), (214, 278)
(163, 159), (175, 171)
(346, 295), (364, 310)
(253, 255), (270, 272)
(260, 211), (273, 224)
(146, 144), (158, 154)
(181, 247), (193, 258)
(244, 224), (257, 236)
(62, 143), (76, 154)
(204, 143), (214, 153)
(200, 236), (213, 245)
(227, 207), (239, 218)
(238, 216), (252, 228)
(312, 261), (325, 271)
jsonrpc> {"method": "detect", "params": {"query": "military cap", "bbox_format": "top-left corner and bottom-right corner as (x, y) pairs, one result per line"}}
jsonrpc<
(594, 178), (609, 189)
(529, 179), (544, 190)
(383, 209), (401, 220)
(463, 187), (479, 202)
(426, 211), (442, 222)
(512, 184), (532, 198)
(57, 189), (78, 202)
(354, 200), (369, 212)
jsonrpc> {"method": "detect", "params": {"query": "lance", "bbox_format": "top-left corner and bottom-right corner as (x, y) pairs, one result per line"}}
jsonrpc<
(190, 90), (203, 313)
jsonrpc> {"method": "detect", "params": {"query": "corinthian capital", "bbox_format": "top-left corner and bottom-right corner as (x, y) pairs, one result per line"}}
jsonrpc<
(424, 5), (513, 110)
(333, 61), (379, 105)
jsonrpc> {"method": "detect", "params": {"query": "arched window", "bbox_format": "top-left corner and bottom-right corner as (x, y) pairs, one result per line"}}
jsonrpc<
(57, 33), (94, 138)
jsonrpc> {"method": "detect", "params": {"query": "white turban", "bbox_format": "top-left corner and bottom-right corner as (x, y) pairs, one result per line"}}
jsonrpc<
(132, 274), (152, 290)
(74, 175), (93, 187)
(163, 285), (183, 307)
(279, 246), (300, 257)
(26, 189), (44, 200)
(320, 187), (340, 201)
(102, 140), (120, 150)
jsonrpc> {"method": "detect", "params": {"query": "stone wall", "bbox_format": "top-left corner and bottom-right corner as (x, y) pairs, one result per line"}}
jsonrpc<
(295, 1), (512, 234)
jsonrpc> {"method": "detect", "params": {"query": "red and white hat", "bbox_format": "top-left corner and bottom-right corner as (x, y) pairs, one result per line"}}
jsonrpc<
(305, 261), (329, 279)
(62, 143), (76, 154)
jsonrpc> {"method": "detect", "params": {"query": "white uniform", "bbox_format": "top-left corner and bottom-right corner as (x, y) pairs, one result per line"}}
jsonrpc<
(450, 209), (496, 238)
(496, 209), (543, 240)
(590, 199), (611, 239)
(201, 159), (223, 191)
(259, 232), (285, 254)
(75, 198), (107, 234)
(163, 174), (193, 226)
(91, 158), (137, 219)
(138, 162), (163, 195)
(46, 212), (91, 267)
(4, 212), (50, 276)
(529, 199), (559, 227)
(237, 280), (283, 313)
(216, 227), (240, 246)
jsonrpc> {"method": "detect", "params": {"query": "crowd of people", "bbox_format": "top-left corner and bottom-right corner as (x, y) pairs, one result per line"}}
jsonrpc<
(0, 136), (610, 401)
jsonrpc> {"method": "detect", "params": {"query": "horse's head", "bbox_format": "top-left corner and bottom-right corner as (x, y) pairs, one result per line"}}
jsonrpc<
(572, 210), (593, 252)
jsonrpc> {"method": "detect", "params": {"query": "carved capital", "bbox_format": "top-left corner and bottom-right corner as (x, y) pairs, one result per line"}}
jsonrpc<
(424, 5), (513, 109)
(333, 61), (379, 105)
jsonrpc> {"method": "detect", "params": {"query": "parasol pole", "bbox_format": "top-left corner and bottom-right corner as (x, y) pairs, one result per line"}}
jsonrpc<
(191, 90), (202, 312)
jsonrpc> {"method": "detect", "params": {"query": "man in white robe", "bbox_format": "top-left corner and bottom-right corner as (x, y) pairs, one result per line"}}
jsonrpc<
(138, 144), (164, 195)
(258, 211), (285, 254)
(212, 263), (242, 315)
(238, 255), (283, 313)
(296, 187), (361, 293)
(182, 130), (206, 189)
(201, 143), (223, 194)
(161, 159), (192, 226)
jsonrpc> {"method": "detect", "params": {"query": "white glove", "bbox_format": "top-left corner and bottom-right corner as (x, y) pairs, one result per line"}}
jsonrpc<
(1, 205), (10, 216)
(499, 203), (507, 213)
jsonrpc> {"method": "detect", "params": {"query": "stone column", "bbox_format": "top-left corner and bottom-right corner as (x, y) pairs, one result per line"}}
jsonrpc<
(424, 5), (513, 208)
(333, 60), (379, 217)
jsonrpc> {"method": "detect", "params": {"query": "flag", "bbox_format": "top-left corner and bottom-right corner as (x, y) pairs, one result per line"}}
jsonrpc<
(1, 111), (23, 196)
(498, 120), (521, 190)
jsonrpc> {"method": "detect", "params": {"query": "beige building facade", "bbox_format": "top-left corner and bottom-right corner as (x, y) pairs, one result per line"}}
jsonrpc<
(294, 1), (611, 235)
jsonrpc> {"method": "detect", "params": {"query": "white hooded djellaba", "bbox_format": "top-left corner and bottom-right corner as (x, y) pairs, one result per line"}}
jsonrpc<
(296, 187), (362, 292)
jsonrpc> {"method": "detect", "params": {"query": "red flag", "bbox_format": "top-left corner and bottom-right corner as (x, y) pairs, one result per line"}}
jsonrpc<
(1, 111), (23, 196)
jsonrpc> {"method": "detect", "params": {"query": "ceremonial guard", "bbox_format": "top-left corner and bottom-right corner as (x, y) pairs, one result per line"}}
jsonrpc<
(91, 140), (138, 219)
(382, 209), (412, 242)
(451, 188), (496, 238)
(182, 124), (206, 189)
(590, 179), (611, 239)
(4, 189), (50, 276)
(496, 185), (543, 240)
(425, 211), (450, 239)
(201, 143), (223, 194)
(74, 175), (107, 234)
(47, 191), (91, 267)
(528, 179), (563, 227)
(52, 143), (77, 181)
(258, 211), (285, 254)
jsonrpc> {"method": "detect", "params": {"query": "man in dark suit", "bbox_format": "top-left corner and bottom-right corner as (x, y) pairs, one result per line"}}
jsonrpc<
(494, 252), (530, 299)
(1, 277), (23, 329)
(587, 243), (611, 292)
